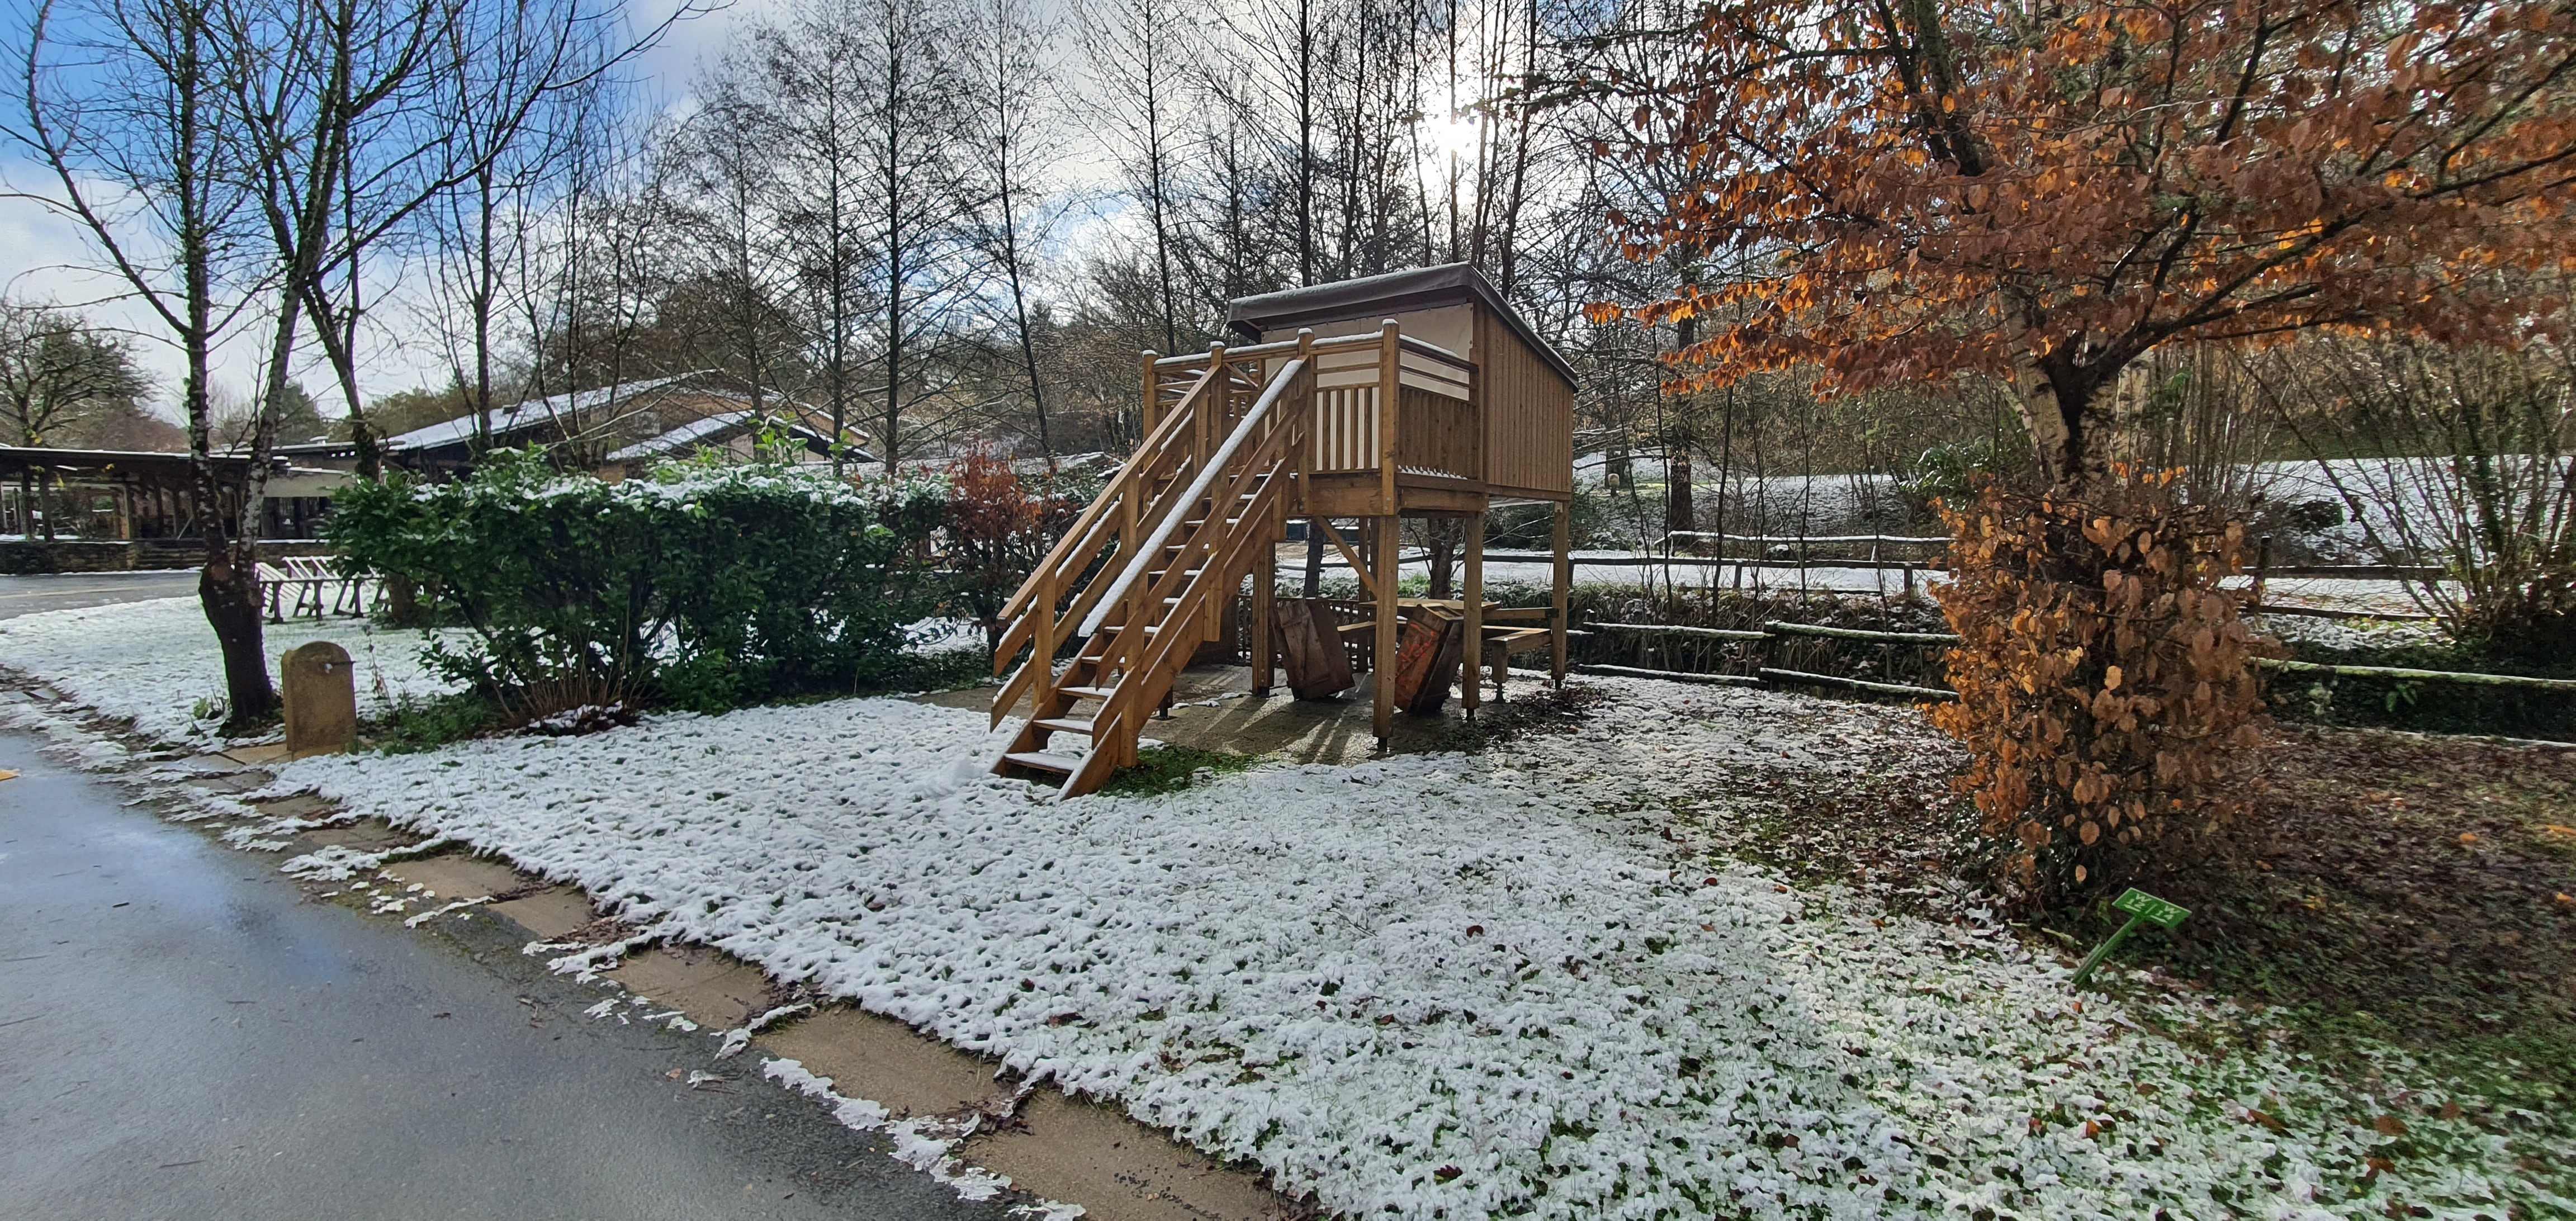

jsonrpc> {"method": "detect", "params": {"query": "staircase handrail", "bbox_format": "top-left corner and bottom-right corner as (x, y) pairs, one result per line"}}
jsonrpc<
(987, 364), (1222, 727)
(992, 362), (1217, 640)
(1067, 362), (1311, 793)
(1078, 355), (1308, 637)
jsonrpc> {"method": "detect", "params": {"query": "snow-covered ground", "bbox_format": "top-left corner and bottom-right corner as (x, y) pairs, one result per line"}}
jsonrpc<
(0, 597), (455, 745)
(1, 599), (2562, 1220)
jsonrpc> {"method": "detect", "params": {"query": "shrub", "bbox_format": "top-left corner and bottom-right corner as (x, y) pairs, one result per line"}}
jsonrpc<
(1932, 467), (2274, 908)
(327, 451), (947, 720)
(943, 448), (1081, 646)
(2261, 338), (2575, 664)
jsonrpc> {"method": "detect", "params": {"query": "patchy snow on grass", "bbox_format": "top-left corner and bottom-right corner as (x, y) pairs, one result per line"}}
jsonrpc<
(2252, 611), (2452, 654)
(0, 690), (135, 771)
(3, 598), (2560, 1219)
(0, 597), (456, 744)
(254, 681), (2563, 1221)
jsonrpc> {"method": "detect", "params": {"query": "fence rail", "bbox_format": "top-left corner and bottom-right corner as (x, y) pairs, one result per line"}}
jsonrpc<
(1576, 619), (2576, 698)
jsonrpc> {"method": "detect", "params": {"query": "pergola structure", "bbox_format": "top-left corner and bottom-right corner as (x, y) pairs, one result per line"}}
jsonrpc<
(0, 446), (344, 542)
(987, 264), (1578, 796)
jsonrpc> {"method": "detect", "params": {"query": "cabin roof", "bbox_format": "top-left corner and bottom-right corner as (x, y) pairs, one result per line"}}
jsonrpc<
(0, 444), (242, 476)
(603, 409), (868, 464)
(378, 371), (707, 455)
(1225, 263), (1577, 386)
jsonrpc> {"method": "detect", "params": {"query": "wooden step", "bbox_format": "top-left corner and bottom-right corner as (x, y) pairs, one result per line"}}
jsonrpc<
(1001, 750), (1082, 775)
(1033, 716), (1097, 735)
(1058, 685), (1117, 700)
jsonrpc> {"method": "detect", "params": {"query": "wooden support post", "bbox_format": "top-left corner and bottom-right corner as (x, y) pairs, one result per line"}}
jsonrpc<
(1253, 496), (1276, 695)
(1463, 510), (1484, 717)
(1377, 318), (1400, 514)
(1140, 351), (1159, 436)
(1034, 567), (1055, 699)
(1373, 514), (1398, 744)
(1551, 498), (1571, 687)
(1202, 343), (1225, 469)
(1294, 326), (1314, 515)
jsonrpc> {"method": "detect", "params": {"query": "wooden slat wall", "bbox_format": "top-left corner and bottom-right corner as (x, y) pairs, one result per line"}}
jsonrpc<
(1396, 385), (1478, 480)
(1475, 310), (1575, 496)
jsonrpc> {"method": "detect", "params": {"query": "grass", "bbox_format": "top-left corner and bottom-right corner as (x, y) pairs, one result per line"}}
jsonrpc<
(352, 640), (995, 755)
(2025, 726), (2576, 1137)
(360, 690), (503, 754)
(1098, 744), (1257, 797)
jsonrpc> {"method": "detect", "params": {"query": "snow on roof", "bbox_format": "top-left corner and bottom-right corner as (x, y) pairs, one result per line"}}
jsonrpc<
(603, 409), (874, 465)
(382, 373), (702, 452)
(605, 410), (755, 462)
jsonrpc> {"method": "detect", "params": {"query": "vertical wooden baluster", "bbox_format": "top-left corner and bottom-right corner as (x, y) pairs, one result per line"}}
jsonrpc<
(1252, 486), (1276, 696)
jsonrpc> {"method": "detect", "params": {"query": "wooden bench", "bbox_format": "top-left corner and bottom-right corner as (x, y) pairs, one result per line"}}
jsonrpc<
(257, 556), (368, 623)
(1337, 603), (1560, 698)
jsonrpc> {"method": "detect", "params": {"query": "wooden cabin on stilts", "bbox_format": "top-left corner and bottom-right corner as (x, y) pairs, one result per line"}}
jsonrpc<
(987, 263), (1579, 797)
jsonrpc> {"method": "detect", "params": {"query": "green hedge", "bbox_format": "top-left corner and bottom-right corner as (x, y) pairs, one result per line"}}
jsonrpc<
(326, 452), (948, 716)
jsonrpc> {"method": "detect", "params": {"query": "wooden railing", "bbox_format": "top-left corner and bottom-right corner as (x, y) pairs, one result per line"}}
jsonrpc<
(1144, 323), (1478, 488)
(1056, 356), (1313, 793)
(989, 362), (1226, 725)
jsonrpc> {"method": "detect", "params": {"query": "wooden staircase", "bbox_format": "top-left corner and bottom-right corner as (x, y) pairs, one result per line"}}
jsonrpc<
(988, 342), (1316, 797)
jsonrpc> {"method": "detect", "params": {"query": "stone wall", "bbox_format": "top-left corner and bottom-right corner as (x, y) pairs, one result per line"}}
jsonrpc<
(1, 539), (334, 574)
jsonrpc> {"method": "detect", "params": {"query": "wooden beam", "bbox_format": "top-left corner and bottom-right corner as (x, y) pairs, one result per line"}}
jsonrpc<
(1551, 499), (1570, 686)
(1462, 510), (1484, 717)
(1311, 517), (1376, 602)
(1373, 514), (1398, 744)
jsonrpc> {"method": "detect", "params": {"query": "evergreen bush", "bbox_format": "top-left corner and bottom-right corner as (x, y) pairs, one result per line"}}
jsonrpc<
(327, 452), (946, 721)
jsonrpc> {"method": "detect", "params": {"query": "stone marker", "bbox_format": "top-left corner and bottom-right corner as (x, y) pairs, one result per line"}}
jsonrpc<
(281, 640), (357, 758)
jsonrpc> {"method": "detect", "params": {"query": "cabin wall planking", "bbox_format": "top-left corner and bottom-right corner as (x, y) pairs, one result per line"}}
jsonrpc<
(1475, 307), (1575, 498)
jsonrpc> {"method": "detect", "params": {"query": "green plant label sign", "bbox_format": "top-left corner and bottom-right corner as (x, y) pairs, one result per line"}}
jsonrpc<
(2112, 888), (2190, 929)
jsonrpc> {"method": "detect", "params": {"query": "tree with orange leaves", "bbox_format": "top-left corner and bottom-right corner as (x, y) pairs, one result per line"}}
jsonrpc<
(1576, 0), (2576, 490)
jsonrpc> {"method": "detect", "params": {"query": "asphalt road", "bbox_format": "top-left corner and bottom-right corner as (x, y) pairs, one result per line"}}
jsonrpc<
(0, 569), (201, 618)
(0, 576), (1006, 1220)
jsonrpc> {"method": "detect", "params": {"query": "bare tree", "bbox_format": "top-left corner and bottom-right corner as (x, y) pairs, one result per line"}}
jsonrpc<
(0, 299), (151, 538)
(1078, 0), (1194, 357)
(670, 78), (797, 415)
(13, 0), (280, 719)
(960, 0), (1062, 463)
(854, 0), (973, 471)
(722, 0), (880, 472)
(0, 300), (150, 447)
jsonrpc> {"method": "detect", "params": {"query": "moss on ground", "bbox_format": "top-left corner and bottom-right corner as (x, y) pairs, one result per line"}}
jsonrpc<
(1099, 744), (1258, 797)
